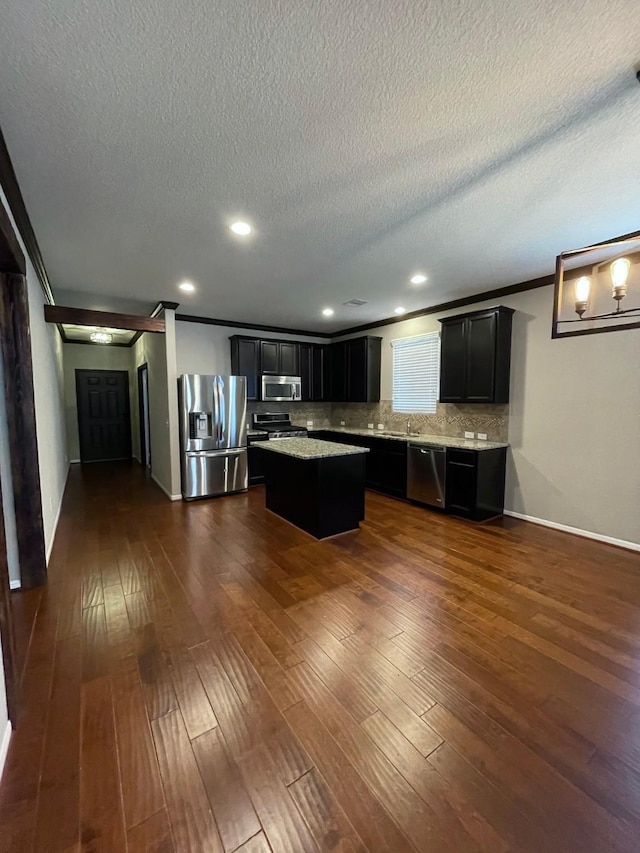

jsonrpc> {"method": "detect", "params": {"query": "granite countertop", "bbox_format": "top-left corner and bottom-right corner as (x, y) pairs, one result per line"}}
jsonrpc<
(318, 426), (508, 451)
(258, 437), (370, 460)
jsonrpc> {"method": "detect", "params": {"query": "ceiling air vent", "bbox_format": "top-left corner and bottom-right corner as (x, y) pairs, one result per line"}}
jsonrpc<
(342, 299), (368, 307)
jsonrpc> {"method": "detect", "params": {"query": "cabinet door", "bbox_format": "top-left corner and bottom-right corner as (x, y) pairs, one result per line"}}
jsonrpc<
(330, 342), (347, 402)
(248, 445), (266, 485)
(346, 339), (367, 402)
(231, 338), (259, 400)
(299, 344), (312, 401)
(439, 318), (466, 402)
(445, 453), (477, 515)
(311, 345), (326, 401)
(465, 311), (496, 402)
(279, 342), (299, 376)
(260, 341), (280, 374)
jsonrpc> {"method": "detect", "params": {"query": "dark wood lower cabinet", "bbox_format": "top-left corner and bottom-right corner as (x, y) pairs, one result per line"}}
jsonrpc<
(311, 430), (507, 519)
(262, 451), (366, 539)
(247, 437), (269, 485)
(445, 447), (507, 520)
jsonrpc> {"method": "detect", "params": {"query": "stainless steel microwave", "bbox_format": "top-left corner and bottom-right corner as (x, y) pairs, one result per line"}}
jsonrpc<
(261, 375), (302, 402)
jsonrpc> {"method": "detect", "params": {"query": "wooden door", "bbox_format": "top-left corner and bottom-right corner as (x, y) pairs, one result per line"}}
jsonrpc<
(465, 311), (497, 401)
(76, 370), (131, 462)
(231, 338), (259, 400)
(260, 341), (279, 374)
(279, 342), (299, 376)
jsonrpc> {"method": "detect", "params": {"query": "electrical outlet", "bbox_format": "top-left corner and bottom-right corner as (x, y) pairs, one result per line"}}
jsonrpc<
(367, 423), (374, 429)
(307, 420), (313, 427)
(340, 420), (346, 426)
(464, 431), (475, 439)
(477, 432), (488, 440)
(377, 423), (384, 430)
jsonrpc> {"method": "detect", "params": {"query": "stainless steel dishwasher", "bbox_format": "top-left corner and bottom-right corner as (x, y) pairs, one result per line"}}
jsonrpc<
(407, 444), (446, 508)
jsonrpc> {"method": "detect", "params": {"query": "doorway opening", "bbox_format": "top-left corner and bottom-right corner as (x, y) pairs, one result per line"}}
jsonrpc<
(75, 369), (132, 463)
(138, 363), (151, 469)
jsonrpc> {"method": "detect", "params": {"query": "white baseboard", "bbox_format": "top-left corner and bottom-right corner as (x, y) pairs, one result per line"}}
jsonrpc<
(504, 510), (640, 553)
(9, 579), (20, 590)
(46, 463), (71, 565)
(69, 458), (81, 464)
(151, 473), (182, 501)
(0, 720), (11, 784)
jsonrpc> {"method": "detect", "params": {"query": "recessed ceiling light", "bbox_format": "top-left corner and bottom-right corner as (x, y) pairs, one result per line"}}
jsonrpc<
(179, 280), (195, 292)
(230, 221), (252, 236)
(410, 273), (427, 284)
(394, 306), (406, 315)
(322, 308), (334, 317)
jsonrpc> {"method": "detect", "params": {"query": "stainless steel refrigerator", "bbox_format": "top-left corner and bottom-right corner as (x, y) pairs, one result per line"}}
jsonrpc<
(178, 375), (248, 500)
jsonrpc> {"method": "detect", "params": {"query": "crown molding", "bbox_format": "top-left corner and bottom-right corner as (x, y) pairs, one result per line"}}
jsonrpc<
(0, 125), (54, 304)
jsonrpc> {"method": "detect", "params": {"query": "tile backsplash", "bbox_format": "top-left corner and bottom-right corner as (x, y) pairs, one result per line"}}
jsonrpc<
(331, 401), (508, 441)
(248, 400), (508, 441)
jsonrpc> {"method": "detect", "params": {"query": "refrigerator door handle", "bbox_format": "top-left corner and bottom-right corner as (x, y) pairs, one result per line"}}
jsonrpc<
(186, 448), (245, 458)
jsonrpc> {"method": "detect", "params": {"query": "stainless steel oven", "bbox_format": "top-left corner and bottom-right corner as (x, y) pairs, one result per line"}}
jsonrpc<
(261, 375), (302, 402)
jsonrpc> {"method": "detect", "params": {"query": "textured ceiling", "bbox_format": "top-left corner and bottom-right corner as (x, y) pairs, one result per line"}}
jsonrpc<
(1, 0), (639, 332)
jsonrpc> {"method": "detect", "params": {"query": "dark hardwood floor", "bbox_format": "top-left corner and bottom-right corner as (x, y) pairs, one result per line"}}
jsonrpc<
(1, 462), (640, 852)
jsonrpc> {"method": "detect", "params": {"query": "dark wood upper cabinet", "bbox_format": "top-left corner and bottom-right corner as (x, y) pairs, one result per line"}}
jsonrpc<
(260, 340), (299, 375)
(230, 337), (260, 400)
(300, 343), (328, 402)
(279, 341), (299, 376)
(260, 340), (280, 374)
(231, 334), (379, 403)
(439, 306), (513, 404)
(329, 342), (348, 402)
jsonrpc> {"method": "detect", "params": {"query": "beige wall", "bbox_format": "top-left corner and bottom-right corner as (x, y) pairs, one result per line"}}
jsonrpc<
(132, 310), (180, 499)
(62, 344), (134, 460)
(338, 285), (640, 548)
(175, 320), (325, 376)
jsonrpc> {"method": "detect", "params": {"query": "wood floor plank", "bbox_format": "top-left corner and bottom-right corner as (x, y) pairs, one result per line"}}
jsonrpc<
(126, 809), (176, 852)
(192, 726), (262, 852)
(114, 686), (165, 829)
(79, 676), (126, 852)
(151, 709), (224, 852)
(5, 465), (640, 853)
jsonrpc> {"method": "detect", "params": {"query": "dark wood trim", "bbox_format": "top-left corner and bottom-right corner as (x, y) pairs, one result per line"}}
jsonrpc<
(0, 273), (47, 589)
(0, 126), (53, 303)
(128, 329), (143, 347)
(137, 363), (150, 468)
(0, 189), (25, 276)
(150, 301), (179, 317)
(175, 313), (333, 339)
(44, 305), (165, 333)
(333, 274), (555, 337)
(0, 466), (18, 726)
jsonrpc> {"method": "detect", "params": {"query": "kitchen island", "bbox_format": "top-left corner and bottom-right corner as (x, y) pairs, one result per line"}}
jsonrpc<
(258, 438), (369, 538)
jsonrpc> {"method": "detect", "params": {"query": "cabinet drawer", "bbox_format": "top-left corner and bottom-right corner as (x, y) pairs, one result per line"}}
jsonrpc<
(447, 448), (476, 466)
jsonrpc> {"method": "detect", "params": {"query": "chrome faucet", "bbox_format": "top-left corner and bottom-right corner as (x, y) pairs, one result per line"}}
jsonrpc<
(406, 419), (411, 435)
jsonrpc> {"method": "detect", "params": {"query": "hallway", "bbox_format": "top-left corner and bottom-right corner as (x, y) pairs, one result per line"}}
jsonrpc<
(1, 463), (640, 851)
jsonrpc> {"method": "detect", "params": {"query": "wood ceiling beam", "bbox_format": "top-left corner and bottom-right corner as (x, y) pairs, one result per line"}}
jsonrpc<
(44, 305), (166, 333)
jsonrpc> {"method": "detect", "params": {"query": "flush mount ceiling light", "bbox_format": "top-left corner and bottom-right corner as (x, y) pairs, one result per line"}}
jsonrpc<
(179, 280), (195, 292)
(410, 273), (427, 285)
(90, 329), (112, 344)
(230, 221), (252, 236)
(394, 306), (407, 315)
(322, 308), (334, 317)
(552, 229), (640, 338)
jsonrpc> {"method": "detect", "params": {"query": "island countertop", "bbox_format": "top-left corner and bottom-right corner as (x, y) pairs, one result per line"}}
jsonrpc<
(258, 437), (370, 460)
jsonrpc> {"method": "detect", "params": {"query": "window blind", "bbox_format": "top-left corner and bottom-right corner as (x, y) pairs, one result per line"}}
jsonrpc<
(392, 332), (440, 414)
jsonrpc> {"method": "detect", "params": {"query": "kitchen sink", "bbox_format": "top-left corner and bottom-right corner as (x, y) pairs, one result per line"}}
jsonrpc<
(379, 431), (420, 438)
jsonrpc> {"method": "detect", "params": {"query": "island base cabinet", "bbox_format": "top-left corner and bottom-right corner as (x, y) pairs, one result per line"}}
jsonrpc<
(445, 447), (507, 521)
(263, 452), (366, 539)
